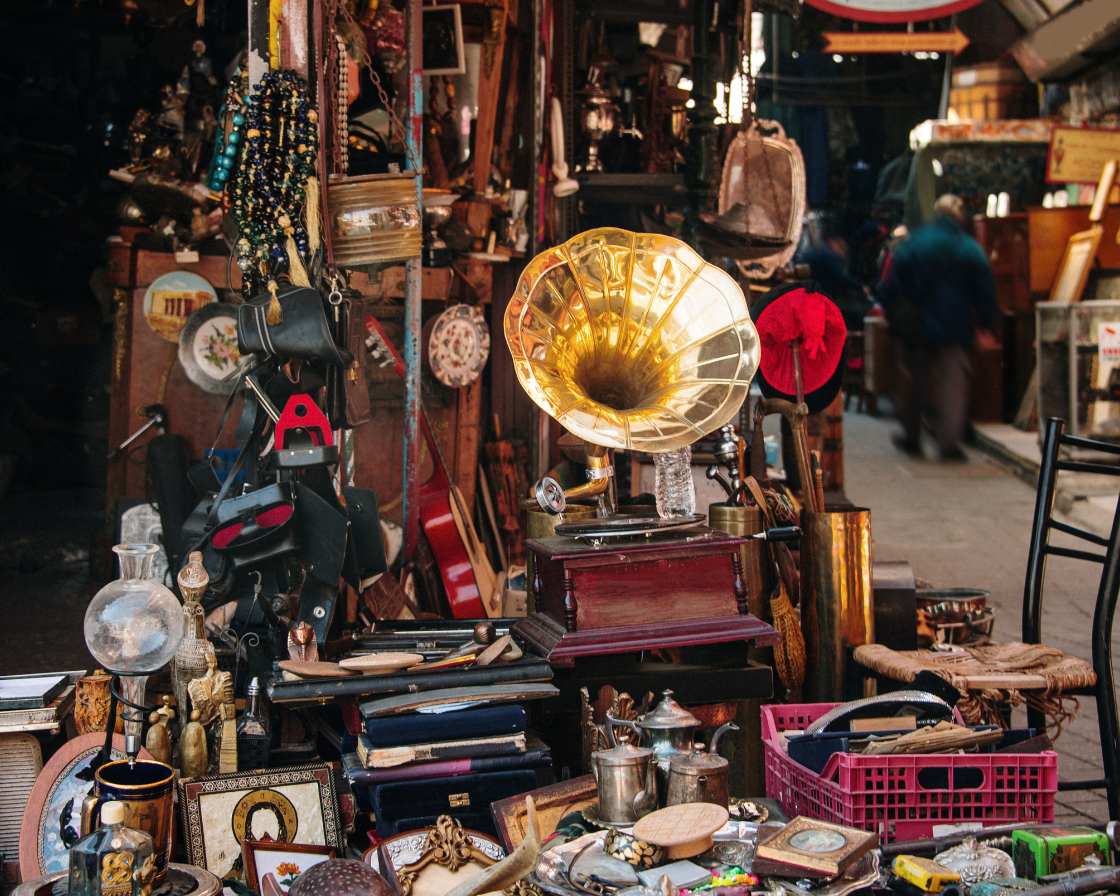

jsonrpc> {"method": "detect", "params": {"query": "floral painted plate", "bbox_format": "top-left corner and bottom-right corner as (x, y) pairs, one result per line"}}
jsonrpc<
(178, 302), (243, 395)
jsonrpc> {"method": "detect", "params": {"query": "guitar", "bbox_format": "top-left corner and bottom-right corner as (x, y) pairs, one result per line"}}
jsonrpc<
(365, 316), (499, 619)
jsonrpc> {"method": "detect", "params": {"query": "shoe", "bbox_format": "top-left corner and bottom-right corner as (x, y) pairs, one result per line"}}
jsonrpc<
(940, 447), (968, 462)
(891, 434), (922, 457)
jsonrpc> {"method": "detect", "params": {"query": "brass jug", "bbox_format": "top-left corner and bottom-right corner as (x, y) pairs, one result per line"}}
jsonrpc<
(590, 714), (657, 825)
(665, 722), (739, 807)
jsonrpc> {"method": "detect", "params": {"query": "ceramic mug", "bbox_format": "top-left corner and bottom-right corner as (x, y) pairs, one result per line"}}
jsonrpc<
(81, 759), (176, 882)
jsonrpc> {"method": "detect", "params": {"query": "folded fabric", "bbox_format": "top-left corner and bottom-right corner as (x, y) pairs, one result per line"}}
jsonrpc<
(363, 703), (528, 747)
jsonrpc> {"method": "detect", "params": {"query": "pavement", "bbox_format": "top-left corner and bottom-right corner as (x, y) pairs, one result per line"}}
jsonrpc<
(847, 410), (1114, 823)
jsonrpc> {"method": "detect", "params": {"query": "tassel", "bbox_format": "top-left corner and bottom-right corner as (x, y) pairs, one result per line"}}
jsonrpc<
(769, 582), (806, 692)
(285, 234), (311, 287)
(305, 176), (321, 254)
(266, 280), (283, 326)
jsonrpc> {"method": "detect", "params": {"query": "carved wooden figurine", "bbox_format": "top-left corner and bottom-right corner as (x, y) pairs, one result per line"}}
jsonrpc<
(144, 710), (172, 765)
(180, 709), (209, 778)
(218, 701), (238, 774)
(186, 651), (232, 727)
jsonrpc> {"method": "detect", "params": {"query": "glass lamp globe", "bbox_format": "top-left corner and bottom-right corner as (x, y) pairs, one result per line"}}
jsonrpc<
(85, 544), (185, 750)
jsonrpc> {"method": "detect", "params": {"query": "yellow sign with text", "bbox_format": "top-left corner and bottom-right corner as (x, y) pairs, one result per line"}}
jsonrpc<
(1048, 125), (1120, 185)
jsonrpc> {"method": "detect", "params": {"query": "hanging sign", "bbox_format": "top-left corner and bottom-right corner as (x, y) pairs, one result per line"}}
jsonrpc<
(806, 0), (982, 24)
(822, 29), (969, 54)
(1047, 125), (1120, 185)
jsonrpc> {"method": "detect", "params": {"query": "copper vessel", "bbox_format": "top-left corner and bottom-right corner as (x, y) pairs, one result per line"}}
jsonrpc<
(708, 503), (767, 619)
(801, 507), (873, 701)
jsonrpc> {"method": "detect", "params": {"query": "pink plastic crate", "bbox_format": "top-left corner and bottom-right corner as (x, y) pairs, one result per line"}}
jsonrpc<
(762, 703), (1058, 843)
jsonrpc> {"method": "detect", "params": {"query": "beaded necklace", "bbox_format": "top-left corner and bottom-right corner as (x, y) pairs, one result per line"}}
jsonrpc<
(229, 70), (319, 296)
(207, 68), (249, 194)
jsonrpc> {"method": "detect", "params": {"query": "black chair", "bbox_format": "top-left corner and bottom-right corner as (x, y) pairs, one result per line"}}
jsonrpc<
(1023, 417), (1120, 819)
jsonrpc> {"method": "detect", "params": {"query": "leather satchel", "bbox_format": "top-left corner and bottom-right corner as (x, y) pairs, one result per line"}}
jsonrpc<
(237, 285), (352, 366)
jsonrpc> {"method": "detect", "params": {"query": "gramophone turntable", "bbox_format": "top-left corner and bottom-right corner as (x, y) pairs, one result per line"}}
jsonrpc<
(504, 228), (779, 663)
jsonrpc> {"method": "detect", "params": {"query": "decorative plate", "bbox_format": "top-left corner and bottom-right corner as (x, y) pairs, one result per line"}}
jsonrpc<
(18, 733), (152, 880)
(428, 304), (490, 388)
(178, 302), (243, 395)
(143, 271), (218, 343)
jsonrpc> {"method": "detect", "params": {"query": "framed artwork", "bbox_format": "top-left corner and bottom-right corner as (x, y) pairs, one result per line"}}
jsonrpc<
(242, 838), (336, 894)
(422, 5), (465, 75)
(376, 818), (504, 896)
(178, 764), (343, 880)
(491, 775), (597, 852)
(19, 734), (152, 880)
(1048, 227), (1103, 304)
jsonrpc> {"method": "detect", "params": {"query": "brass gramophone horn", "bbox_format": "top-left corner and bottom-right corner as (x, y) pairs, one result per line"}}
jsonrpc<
(505, 228), (761, 512)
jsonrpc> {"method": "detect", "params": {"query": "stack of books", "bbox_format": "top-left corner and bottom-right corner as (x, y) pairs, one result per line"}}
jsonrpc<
(344, 692), (554, 836)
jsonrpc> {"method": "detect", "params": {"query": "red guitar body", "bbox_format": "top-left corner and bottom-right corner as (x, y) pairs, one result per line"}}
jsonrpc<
(366, 317), (485, 619)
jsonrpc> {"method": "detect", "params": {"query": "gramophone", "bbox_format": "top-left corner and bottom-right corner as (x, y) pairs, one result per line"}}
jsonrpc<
(505, 228), (780, 662)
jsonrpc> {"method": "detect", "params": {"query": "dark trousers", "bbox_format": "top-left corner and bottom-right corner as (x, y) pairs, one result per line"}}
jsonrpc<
(897, 342), (971, 455)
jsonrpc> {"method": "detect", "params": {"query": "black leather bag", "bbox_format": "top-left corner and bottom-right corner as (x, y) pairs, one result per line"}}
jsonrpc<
(237, 285), (352, 366)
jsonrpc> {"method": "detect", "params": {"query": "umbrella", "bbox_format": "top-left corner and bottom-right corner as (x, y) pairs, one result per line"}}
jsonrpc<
(750, 282), (848, 414)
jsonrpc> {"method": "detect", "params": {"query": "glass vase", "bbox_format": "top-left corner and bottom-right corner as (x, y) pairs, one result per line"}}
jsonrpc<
(85, 545), (185, 749)
(652, 445), (696, 519)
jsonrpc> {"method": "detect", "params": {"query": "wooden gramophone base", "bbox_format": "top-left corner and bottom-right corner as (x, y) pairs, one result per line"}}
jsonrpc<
(517, 528), (780, 667)
(513, 612), (779, 667)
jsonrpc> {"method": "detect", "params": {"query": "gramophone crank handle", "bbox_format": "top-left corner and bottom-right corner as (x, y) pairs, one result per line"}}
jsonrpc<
(706, 464), (734, 498)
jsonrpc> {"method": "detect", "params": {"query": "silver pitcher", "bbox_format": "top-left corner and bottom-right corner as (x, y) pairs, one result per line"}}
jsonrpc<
(591, 714), (658, 824)
(665, 722), (739, 807)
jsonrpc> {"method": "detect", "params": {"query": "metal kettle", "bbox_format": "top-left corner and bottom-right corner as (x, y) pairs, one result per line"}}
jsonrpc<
(590, 714), (658, 824)
(665, 722), (740, 807)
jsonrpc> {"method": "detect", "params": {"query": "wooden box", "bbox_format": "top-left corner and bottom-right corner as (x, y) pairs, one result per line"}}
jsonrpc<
(949, 61), (1035, 121)
(1028, 205), (1120, 295)
(516, 530), (779, 666)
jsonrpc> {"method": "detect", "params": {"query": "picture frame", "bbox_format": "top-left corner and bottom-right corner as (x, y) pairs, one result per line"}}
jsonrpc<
(178, 763), (343, 880)
(242, 838), (336, 895)
(1048, 227), (1103, 304)
(375, 817), (504, 896)
(1088, 159), (1117, 224)
(422, 5), (466, 75)
(490, 775), (597, 852)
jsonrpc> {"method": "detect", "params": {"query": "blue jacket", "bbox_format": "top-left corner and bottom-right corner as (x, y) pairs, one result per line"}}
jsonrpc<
(880, 217), (998, 348)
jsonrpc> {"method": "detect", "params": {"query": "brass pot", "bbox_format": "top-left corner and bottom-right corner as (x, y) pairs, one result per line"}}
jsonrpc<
(525, 502), (595, 608)
(801, 507), (873, 702)
(708, 503), (768, 619)
(665, 722), (739, 807)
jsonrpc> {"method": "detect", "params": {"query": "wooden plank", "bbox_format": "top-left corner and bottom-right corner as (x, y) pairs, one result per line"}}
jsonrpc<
(471, 0), (509, 195)
(279, 0), (309, 76)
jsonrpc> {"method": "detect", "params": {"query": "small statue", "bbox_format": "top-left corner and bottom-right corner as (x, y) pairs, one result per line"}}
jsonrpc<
(180, 709), (209, 778)
(218, 701), (238, 774)
(144, 710), (172, 765)
(187, 651), (232, 727)
(287, 621), (318, 663)
(155, 694), (176, 725)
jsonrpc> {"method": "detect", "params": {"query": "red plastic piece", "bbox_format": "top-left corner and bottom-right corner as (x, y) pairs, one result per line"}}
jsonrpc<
(762, 703), (1058, 843)
(275, 394), (334, 449)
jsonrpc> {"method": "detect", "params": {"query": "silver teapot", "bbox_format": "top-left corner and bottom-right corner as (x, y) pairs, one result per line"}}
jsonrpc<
(612, 690), (701, 785)
(591, 714), (657, 825)
(666, 722), (739, 807)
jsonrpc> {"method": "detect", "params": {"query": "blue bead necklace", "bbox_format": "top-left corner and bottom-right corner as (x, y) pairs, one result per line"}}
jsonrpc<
(207, 68), (249, 194)
(229, 69), (319, 296)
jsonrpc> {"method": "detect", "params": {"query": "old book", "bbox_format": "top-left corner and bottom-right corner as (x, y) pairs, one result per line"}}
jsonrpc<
(356, 732), (526, 768)
(0, 674), (67, 711)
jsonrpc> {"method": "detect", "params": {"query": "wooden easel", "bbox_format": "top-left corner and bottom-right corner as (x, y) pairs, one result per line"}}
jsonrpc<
(1014, 159), (1118, 430)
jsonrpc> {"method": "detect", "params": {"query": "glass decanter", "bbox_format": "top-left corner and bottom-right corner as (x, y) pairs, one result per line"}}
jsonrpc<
(84, 544), (185, 754)
(170, 551), (215, 721)
(236, 676), (271, 771)
(69, 801), (155, 896)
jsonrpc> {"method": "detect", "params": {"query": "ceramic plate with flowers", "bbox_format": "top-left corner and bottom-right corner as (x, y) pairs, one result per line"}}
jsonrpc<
(178, 302), (243, 395)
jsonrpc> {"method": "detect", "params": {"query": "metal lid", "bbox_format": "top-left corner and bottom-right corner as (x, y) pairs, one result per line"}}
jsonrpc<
(639, 690), (701, 730)
(592, 741), (653, 767)
(669, 751), (729, 775)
